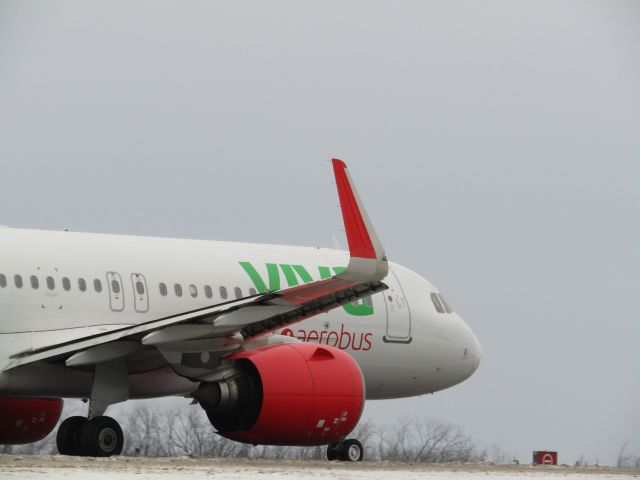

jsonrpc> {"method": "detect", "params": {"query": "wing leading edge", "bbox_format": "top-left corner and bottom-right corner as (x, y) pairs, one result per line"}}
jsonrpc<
(5, 159), (389, 378)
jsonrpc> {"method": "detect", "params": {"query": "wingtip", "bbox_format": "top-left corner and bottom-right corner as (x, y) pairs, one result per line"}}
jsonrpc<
(332, 158), (347, 170)
(331, 158), (388, 281)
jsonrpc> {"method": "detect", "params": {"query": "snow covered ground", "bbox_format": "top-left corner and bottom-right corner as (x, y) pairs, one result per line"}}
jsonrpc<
(1, 455), (638, 480)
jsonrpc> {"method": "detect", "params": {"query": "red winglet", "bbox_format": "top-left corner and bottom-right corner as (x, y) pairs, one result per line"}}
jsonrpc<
(332, 159), (377, 259)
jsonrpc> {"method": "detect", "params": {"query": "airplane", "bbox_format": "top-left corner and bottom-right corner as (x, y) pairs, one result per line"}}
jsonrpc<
(0, 159), (481, 461)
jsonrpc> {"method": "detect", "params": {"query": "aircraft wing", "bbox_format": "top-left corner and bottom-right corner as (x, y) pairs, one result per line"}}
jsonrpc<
(5, 159), (388, 379)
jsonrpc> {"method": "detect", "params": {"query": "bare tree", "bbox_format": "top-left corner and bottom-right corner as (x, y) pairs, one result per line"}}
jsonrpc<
(485, 444), (514, 464)
(575, 454), (589, 467)
(122, 405), (241, 458)
(617, 442), (640, 468)
(380, 416), (484, 463)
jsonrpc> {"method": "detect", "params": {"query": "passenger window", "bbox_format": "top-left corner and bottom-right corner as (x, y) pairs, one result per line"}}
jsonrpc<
(219, 286), (228, 299)
(14, 275), (23, 289)
(431, 292), (445, 313)
(249, 287), (257, 296)
(438, 293), (453, 314)
(62, 277), (71, 291)
(234, 287), (242, 299)
(175, 283), (183, 297)
(30, 275), (39, 289)
(111, 280), (121, 294)
(94, 279), (102, 293)
(136, 281), (145, 295)
(159, 282), (167, 296)
(46, 276), (55, 290)
(78, 278), (87, 292)
(0, 274), (6, 288)
(204, 285), (213, 298)
(189, 284), (197, 298)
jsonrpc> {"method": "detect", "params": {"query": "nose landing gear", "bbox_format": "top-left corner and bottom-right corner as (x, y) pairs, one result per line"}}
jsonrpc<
(56, 415), (123, 457)
(327, 439), (364, 461)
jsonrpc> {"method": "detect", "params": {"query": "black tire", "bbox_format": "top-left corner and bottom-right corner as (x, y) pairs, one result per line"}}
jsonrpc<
(56, 416), (87, 456)
(79, 416), (124, 457)
(327, 443), (339, 461)
(342, 439), (364, 462)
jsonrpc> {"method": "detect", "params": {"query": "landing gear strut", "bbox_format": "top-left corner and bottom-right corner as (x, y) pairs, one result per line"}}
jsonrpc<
(327, 439), (364, 461)
(57, 359), (128, 456)
(56, 415), (123, 457)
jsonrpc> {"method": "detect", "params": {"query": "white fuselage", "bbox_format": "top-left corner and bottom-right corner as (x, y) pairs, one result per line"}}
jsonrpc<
(0, 228), (481, 400)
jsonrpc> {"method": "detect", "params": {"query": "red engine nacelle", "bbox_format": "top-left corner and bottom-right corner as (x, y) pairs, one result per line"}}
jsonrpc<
(0, 397), (63, 444)
(198, 343), (364, 446)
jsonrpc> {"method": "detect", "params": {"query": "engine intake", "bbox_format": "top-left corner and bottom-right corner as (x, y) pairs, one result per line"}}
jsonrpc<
(195, 343), (364, 446)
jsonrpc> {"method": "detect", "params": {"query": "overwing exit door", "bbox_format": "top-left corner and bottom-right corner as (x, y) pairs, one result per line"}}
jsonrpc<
(383, 270), (412, 343)
(131, 273), (149, 313)
(106, 271), (124, 312)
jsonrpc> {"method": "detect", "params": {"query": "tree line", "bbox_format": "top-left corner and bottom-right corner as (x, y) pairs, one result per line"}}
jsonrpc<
(6, 403), (638, 467)
(2, 404), (511, 463)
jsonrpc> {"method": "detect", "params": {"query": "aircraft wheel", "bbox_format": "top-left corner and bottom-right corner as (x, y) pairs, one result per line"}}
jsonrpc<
(79, 416), (124, 457)
(56, 416), (87, 456)
(342, 439), (364, 461)
(327, 439), (363, 461)
(327, 443), (339, 461)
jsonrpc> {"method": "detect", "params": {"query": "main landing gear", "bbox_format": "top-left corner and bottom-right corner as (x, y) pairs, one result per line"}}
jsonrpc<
(56, 360), (128, 456)
(326, 439), (364, 462)
(56, 415), (124, 457)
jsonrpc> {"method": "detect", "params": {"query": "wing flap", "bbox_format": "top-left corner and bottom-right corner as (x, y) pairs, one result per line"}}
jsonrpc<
(4, 296), (258, 370)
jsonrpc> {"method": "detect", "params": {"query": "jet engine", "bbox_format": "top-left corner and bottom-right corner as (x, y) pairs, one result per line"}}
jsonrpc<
(194, 343), (365, 446)
(0, 397), (63, 444)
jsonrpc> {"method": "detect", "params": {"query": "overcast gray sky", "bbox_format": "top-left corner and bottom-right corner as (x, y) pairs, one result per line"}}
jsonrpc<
(1, 0), (638, 465)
